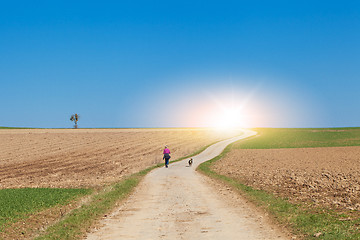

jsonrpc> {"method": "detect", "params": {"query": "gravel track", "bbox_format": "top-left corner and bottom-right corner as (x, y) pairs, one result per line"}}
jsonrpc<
(86, 130), (288, 240)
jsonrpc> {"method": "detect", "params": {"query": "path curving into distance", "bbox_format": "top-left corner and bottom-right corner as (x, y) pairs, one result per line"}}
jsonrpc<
(86, 130), (288, 240)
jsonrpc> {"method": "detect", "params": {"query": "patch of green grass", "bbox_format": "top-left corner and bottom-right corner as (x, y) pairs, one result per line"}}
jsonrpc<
(198, 129), (360, 239)
(235, 127), (360, 149)
(0, 188), (91, 232)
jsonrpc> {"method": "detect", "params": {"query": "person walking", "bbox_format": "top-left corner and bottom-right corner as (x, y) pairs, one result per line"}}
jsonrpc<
(163, 145), (171, 168)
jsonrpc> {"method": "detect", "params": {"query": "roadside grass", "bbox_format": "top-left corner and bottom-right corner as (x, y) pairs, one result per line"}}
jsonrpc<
(236, 127), (360, 149)
(34, 142), (217, 240)
(198, 127), (360, 239)
(0, 188), (91, 232)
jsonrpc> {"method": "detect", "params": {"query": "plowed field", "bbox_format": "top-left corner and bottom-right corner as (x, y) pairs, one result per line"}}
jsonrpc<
(212, 147), (360, 212)
(0, 128), (241, 189)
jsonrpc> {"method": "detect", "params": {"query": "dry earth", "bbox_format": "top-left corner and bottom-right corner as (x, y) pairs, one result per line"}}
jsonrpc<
(0, 128), (242, 189)
(212, 147), (360, 213)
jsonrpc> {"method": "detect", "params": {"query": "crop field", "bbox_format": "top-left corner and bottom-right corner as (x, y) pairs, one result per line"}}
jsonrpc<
(210, 128), (360, 238)
(234, 127), (360, 149)
(0, 128), (241, 189)
(213, 147), (360, 211)
(212, 128), (360, 211)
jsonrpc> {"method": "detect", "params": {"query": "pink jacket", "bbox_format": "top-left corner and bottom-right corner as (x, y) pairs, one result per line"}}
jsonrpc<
(163, 148), (170, 154)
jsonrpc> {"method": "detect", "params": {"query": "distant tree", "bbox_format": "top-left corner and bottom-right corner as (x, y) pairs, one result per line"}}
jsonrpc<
(70, 114), (79, 129)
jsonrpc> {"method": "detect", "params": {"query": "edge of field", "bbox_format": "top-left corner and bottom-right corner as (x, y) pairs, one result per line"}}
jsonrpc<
(33, 141), (218, 240)
(197, 128), (360, 240)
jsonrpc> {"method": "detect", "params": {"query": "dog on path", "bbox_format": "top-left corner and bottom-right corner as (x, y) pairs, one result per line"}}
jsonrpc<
(188, 158), (193, 167)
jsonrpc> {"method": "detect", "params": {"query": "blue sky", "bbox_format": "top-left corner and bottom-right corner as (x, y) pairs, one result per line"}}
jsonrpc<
(1, 0), (359, 128)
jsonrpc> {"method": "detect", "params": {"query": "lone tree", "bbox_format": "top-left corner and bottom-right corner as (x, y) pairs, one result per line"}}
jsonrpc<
(70, 114), (79, 129)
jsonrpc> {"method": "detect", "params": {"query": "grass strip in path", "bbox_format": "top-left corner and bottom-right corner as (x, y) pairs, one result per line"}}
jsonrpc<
(35, 140), (220, 240)
(198, 134), (360, 240)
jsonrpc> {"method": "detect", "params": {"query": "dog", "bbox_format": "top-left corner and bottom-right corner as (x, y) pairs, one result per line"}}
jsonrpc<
(188, 158), (193, 166)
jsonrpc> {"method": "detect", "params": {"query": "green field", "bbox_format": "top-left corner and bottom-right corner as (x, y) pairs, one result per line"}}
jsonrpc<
(0, 188), (91, 232)
(235, 127), (360, 149)
(199, 127), (360, 240)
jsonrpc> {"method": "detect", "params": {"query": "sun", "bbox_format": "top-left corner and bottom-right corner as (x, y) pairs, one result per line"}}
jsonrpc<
(211, 106), (247, 130)
(197, 89), (256, 130)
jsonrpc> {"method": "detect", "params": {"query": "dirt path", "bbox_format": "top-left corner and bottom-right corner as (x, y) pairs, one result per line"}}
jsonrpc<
(86, 130), (288, 240)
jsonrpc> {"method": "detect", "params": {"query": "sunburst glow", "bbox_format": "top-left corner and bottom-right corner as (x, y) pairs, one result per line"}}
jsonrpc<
(210, 106), (248, 130)
(184, 86), (258, 129)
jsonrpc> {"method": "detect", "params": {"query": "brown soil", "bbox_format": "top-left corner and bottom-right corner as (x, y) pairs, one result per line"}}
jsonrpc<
(0, 128), (241, 189)
(212, 147), (360, 213)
